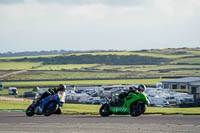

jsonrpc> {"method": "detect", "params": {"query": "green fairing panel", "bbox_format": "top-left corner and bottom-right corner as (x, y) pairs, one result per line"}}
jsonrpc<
(110, 106), (129, 113)
(124, 92), (149, 106)
(110, 92), (150, 113)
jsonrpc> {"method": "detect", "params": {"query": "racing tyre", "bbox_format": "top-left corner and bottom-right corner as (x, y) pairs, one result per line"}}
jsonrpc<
(26, 105), (35, 117)
(130, 101), (146, 117)
(99, 104), (112, 117)
(43, 102), (58, 116)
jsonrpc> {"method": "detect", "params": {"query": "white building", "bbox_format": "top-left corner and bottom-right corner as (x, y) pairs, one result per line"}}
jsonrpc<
(162, 77), (200, 102)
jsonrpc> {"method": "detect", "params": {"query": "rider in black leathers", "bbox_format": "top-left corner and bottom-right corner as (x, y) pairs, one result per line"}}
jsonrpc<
(35, 84), (66, 106)
(117, 84), (146, 106)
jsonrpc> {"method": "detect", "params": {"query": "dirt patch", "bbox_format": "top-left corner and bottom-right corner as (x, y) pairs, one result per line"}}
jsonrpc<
(0, 70), (27, 79)
(0, 71), (11, 76)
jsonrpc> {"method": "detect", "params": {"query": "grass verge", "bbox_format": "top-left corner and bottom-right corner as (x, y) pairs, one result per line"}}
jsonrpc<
(2, 78), (167, 87)
(1, 100), (200, 115)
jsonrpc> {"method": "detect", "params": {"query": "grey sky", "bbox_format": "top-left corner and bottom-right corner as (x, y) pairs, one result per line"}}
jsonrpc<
(0, 0), (200, 52)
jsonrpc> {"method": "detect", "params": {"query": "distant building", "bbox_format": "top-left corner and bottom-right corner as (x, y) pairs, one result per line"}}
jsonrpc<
(162, 77), (200, 102)
(189, 82), (200, 102)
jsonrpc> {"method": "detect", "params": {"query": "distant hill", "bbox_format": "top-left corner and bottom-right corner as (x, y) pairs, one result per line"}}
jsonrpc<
(0, 47), (200, 81)
(0, 50), (119, 57)
(1, 47), (200, 65)
(0, 50), (68, 57)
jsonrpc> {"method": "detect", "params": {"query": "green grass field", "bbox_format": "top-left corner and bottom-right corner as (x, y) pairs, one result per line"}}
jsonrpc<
(0, 54), (59, 60)
(0, 48), (200, 85)
(2, 64), (200, 81)
(5, 71), (135, 80)
(1, 48), (200, 63)
(67, 51), (192, 59)
(0, 100), (200, 115)
(171, 58), (200, 64)
(0, 62), (41, 70)
(94, 64), (200, 72)
(32, 64), (99, 70)
(1, 78), (167, 87)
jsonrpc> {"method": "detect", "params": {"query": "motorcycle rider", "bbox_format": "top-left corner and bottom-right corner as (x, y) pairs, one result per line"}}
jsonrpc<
(120, 84), (146, 98)
(117, 84), (146, 106)
(35, 84), (66, 107)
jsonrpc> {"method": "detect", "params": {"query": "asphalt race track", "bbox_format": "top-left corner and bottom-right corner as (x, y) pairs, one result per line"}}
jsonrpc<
(0, 111), (200, 133)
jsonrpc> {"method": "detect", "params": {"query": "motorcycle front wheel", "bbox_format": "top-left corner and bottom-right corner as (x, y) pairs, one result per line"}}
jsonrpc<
(99, 104), (112, 117)
(26, 105), (35, 117)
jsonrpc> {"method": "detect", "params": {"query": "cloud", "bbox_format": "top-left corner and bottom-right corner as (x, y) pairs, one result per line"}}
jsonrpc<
(39, 0), (148, 6)
(0, 1), (147, 24)
(0, 0), (200, 52)
(1, 0), (200, 27)
(0, 0), (24, 4)
(0, 0), (147, 5)
(154, 0), (200, 17)
(1, 0), (199, 18)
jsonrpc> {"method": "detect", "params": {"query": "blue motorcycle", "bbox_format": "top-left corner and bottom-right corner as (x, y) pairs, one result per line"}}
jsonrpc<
(26, 91), (65, 116)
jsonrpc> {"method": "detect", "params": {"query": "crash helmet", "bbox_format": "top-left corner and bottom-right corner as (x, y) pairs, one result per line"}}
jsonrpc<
(129, 85), (137, 91)
(129, 87), (134, 91)
(58, 84), (66, 91)
(137, 84), (146, 92)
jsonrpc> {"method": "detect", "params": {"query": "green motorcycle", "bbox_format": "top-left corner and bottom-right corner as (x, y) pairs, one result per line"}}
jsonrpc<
(99, 91), (150, 117)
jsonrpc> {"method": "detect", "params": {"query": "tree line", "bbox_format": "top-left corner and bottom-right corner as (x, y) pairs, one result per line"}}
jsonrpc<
(0, 50), (120, 57)
(12, 54), (170, 65)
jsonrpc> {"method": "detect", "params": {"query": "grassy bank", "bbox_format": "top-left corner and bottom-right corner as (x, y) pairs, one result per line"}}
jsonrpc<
(0, 62), (41, 70)
(1, 100), (200, 115)
(2, 78), (167, 87)
(3, 65), (200, 80)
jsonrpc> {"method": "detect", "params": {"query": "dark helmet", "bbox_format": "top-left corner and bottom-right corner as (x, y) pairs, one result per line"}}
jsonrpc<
(58, 84), (66, 91)
(137, 84), (146, 92)
(129, 87), (134, 91)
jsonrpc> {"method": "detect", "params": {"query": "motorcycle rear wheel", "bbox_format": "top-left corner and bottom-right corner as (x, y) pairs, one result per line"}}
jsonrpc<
(26, 105), (35, 117)
(130, 101), (146, 117)
(99, 104), (112, 117)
